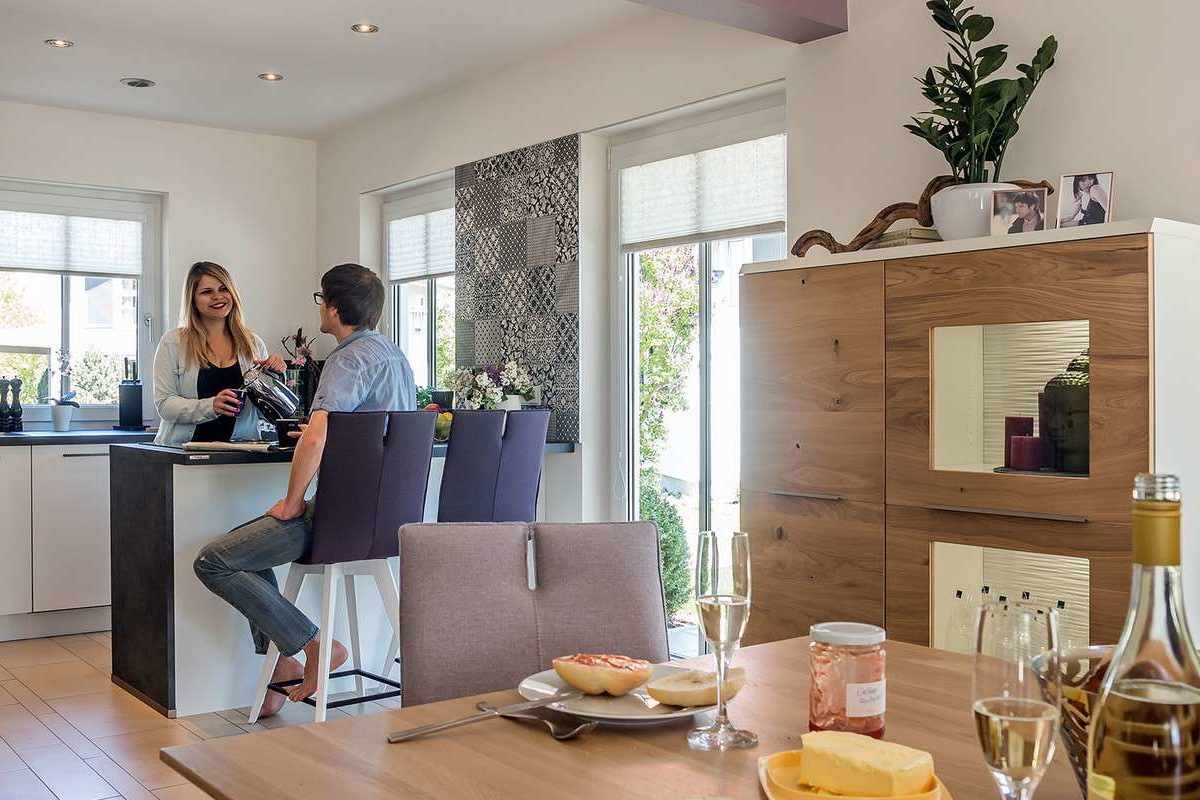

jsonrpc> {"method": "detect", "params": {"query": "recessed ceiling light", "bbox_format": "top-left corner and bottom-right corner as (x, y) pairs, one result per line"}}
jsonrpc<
(45, 38), (74, 48)
(351, 23), (379, 34)
(258, 72), (284, 82)
(119, 77), (155, 88)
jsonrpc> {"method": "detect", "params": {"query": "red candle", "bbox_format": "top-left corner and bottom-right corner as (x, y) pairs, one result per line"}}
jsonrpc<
(1011, 435), (1042, 471)
(1005, 416), (1034, 468)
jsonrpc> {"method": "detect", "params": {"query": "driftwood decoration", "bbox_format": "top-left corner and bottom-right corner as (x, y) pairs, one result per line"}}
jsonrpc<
(791, 176), (1056, 257)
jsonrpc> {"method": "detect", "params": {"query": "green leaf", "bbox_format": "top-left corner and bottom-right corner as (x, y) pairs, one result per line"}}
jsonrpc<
(964, 15), (994, 41)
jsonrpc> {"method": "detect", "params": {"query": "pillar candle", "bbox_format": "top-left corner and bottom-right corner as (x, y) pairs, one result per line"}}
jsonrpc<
(1004, 416), (1034, 468)
(1011, 435), (1043, 471)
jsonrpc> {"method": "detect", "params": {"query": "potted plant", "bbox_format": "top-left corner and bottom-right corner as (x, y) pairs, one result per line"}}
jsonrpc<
(447, 366), (504, 410)
(905, 0), (1057, 239)
(281, 328), (322, 415)
(498, 361), (534, 411)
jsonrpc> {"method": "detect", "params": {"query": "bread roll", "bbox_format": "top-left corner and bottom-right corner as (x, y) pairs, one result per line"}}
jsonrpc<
(552, 654), (652, 696)
(645, 667), (746, 707)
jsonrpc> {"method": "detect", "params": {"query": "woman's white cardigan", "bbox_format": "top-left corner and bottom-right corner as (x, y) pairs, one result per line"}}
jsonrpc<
(152, 327), (268, 445)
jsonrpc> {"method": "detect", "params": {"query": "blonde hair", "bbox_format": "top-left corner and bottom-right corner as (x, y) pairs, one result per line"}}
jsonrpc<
(178, 261), (255, 368)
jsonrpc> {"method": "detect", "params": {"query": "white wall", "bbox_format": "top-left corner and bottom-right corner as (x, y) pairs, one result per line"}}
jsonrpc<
(789, 0), (1200, 242)
(0, 100), (316, 351)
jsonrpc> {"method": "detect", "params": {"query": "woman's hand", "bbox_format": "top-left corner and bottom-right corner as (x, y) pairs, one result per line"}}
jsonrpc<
(212, 388), (242, 417)
(257, 353), (288, 373)
(288, 422), (308, 441)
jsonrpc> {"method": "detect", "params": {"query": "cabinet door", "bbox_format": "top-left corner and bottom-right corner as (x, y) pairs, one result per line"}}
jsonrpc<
(885, 235), (1150, 525)
(0, 447), (32, 615)
(33, 444), (112, 611)
(741, 263), (884, 504)
(741, 490), (884, 646)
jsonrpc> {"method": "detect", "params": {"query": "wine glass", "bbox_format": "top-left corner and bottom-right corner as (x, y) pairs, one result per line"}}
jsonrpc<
(688, 530), (757, 751)
(972, 601), (1061, 800)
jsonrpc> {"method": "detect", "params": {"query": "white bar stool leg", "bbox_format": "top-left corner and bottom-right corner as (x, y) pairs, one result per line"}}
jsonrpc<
(343, 574), (364, 697)
(248, 565), (305, 724)
(371, 560), (402, 689)
(314, 565), (341, 723)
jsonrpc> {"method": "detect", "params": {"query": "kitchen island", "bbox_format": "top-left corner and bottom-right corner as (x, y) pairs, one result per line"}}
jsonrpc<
(109, 440), (576, 717)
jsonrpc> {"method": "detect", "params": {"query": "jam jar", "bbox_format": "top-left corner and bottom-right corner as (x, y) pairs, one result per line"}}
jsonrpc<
(808, 622), (886, 739)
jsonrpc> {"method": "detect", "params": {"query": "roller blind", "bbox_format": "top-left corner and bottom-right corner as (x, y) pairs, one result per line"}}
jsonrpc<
(386, 208), (454, 282)
(620, 133), (785, 250)
(0, 209), (143, 276)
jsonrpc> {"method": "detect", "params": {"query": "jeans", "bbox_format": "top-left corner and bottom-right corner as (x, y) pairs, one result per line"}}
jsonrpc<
(193, 503), (319, 657)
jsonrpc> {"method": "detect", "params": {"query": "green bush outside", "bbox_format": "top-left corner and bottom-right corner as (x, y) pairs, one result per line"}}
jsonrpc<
(639, 468), (691, 619)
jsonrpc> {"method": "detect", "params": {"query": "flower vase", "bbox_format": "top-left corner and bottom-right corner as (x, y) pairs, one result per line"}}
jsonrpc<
(499, 395), (523, 412)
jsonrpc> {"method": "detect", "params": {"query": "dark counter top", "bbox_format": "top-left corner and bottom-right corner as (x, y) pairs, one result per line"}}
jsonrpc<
(0, 429), (156, 447)
(111, 440), (577, 466)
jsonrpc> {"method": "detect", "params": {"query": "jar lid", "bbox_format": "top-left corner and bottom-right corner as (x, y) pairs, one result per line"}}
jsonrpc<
(810, 621), (886, 646)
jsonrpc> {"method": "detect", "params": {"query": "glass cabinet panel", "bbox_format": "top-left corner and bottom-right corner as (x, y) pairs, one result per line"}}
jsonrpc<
(931, 320), (1090, 476)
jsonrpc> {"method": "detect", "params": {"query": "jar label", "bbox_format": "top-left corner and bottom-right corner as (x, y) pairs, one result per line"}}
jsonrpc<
(845, 679), (886, 717)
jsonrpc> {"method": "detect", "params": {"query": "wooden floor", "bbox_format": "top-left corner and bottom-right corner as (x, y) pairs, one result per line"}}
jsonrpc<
(0, 632), (397, 800)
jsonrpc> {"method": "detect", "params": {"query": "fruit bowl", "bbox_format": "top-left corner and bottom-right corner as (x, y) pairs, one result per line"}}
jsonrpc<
(1032, 645), (1113, 799)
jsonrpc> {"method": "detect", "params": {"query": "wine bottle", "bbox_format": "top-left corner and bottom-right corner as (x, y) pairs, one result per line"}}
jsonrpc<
(1086, 474), (1200, 799)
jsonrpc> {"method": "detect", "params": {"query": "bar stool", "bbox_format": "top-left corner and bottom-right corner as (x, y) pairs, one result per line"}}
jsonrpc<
(247, 410), (436, 723)
(377, 409), (550, 676)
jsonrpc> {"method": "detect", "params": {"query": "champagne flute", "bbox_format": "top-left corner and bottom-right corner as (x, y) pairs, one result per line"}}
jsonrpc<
(972, 601), (1061, 800)
(688, 530), (757, 751)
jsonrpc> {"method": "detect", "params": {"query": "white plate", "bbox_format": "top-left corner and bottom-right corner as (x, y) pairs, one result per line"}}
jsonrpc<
(517, 664), (712, 726)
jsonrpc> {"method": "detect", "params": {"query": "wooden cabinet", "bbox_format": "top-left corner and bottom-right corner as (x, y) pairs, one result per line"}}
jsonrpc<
(32, 444), (112, 612)
(0, 447), (32, 616)
(741, 262), (885, 503)
(741, 490), (883, 645)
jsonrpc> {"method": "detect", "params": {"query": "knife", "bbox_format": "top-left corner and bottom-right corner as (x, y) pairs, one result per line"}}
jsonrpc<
(387, 692), (583, 743)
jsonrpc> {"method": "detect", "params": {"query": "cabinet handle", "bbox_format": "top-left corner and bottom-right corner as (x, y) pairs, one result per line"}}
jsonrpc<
(764, 489), (844, 502)
(924, 504), (1088, 524)
(61, 453), (109, 459)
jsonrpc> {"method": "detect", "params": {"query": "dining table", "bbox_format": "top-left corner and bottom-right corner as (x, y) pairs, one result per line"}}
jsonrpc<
(160, 636), (1078, 799)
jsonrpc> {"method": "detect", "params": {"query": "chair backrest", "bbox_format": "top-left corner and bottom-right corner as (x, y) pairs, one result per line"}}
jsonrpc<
(398, 521), (669, 706)
(437, 409), (550, 523)
(306, 411), (436, 564)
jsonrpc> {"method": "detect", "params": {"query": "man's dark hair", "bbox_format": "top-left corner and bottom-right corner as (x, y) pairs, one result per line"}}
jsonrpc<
(1013, 192), (1038, 209)
(321, 263), (385, 330)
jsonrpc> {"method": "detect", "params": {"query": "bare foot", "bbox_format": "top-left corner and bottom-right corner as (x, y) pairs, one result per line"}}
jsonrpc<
(288, 638), (348, 703)
(259, 655), (303, 719)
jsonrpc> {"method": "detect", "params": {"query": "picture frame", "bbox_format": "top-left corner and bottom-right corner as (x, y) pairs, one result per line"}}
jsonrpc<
(992, 187), (1051, 235)
(1057, 171), (1114, 227)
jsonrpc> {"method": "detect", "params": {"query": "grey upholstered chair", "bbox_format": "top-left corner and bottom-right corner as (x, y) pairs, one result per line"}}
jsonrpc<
(397, 521), (669, 707)
(437, 410), (551, 523)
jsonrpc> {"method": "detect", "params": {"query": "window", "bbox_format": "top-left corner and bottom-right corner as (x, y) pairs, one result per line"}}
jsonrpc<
(382, 182), (455, 389)
(0, 182), (160, 415)
(611, 103), (786, 656)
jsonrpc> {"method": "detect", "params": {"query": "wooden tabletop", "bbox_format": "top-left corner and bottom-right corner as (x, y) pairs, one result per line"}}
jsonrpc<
(161, 638), (1077, 799)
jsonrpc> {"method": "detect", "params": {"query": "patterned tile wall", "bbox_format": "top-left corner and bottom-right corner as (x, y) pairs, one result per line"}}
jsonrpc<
(455, 134), (580, 441)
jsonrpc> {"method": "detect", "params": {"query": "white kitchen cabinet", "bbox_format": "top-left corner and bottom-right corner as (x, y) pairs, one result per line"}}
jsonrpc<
(32, 444), (112, 611)
(0, 447), (32, 616)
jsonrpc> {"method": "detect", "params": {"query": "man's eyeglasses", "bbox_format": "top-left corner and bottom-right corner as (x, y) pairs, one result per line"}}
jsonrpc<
(313, 292), (325, 306)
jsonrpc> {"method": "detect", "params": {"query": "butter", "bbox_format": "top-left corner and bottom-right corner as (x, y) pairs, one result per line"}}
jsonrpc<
(798, 731), (934, 797)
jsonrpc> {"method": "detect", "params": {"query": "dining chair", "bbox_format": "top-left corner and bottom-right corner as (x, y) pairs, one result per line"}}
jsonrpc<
(437, 409), (551, 523)
(397, 521), (668, 707)
(247, 410), (436, 723)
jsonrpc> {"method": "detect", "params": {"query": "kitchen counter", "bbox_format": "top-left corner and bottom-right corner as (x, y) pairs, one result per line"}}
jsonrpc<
(109, 438), (577, 717)
(0, 429), (154, 446)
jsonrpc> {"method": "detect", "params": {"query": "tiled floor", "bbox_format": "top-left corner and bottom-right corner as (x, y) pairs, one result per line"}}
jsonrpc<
(0, 632), (396, 799)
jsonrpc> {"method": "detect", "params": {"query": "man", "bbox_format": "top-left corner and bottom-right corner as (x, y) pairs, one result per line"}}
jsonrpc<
(1007, 193), (1045, 233)
(194, 263), (415, 715)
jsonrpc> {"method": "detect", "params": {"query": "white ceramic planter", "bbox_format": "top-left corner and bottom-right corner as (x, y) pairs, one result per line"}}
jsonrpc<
(51, 404), (73, 432)
(499, 395), (523, 412)
(931, 182), (1017, 240)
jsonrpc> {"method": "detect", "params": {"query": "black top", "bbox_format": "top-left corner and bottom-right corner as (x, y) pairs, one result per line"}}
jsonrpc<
(191, 362), (243, 442)
(1079, 197), (1106, 225)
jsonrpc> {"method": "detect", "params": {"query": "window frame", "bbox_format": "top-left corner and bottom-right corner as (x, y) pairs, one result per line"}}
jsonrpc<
(0, 180), (162, 423)
(381, 178), (455, 389)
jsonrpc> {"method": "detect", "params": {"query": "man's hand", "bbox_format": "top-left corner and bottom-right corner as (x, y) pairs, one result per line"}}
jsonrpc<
(267, 496), (306, 521)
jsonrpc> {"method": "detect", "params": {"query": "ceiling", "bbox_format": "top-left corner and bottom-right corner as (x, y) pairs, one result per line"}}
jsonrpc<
(0, 0), (652, 139)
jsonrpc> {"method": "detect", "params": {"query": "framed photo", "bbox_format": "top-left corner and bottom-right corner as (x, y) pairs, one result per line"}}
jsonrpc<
(992, 187), (1050, 235)
(1057, 171), (1114, 227)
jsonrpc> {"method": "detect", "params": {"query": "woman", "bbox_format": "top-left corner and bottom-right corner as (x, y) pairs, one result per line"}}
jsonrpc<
(153, 261), (286, 445)
(1059, 173), (1108, 227)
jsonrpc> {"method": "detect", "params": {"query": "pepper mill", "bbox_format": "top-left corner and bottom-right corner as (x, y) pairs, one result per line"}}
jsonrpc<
(9, 377), (22, 432)
(0, 378), (10, 433)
